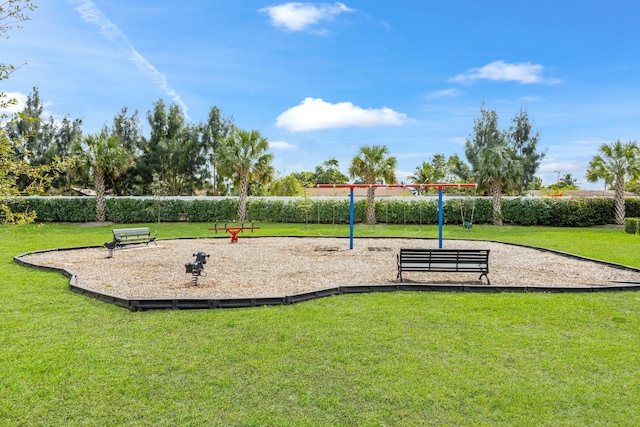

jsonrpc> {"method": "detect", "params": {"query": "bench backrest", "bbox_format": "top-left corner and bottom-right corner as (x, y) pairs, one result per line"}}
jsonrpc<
(399, 248), (489, 272)
(399, 248), (489, 260)
(113, 227), (151, 238)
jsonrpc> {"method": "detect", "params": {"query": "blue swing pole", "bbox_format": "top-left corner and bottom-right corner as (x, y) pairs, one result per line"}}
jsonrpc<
(349, 185), (354, 250)
(438, 185), (444, 249)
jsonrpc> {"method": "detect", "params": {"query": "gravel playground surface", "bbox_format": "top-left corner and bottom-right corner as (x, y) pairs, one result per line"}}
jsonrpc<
(21, 237), (640, 300)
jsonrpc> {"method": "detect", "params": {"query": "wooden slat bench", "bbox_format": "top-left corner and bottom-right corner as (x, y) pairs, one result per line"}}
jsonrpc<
(397, 248), (490, 285)
(104, 227), (157, 257)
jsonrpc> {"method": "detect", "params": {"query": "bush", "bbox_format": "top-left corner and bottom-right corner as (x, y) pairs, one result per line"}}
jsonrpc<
(502, 198), (552, 226)
(7, 196), (636, 227)
(105, 198), (154, 223)
(186, 199), (219, 222)
(625, 218), (640, 235)
(547, 198), (612, 227)
(5, 197), (96, 222)
(627, 197), (640, 218)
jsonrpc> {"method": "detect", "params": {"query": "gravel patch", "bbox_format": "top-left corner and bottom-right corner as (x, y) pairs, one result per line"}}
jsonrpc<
(22, 237), (640, 299)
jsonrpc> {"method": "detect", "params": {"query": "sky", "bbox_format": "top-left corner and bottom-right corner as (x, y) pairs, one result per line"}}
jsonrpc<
(2, 0), (639, 190)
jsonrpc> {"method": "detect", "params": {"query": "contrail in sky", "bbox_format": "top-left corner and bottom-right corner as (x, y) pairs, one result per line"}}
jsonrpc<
(68, 0), (192, 121)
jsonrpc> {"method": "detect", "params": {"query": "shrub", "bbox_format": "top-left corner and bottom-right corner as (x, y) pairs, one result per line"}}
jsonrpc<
(106, 198), (154, 223)
(407, 200), (438, 225)
(195, 199), (239, 222)
(5, 197), (96, 222)
(8, 196), (636, 227)
(247, 198), (303, 223)
(627, 197), (640, 218)
(502, 198), (552, 226)
(545, 198), (611, 227)
(185, 199), (216, 222)
(625, 217), (640, 235)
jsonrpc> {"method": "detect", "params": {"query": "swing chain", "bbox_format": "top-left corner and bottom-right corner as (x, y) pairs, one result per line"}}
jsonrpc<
(460, 185), (477, 230)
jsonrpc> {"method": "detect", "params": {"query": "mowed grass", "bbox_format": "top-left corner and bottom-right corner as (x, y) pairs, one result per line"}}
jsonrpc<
(1, 222), (640, 426)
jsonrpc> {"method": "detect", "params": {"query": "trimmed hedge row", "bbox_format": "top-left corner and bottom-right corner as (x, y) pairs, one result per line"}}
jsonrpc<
(6, 197), (97, 222)
(5, 196), (640, 227)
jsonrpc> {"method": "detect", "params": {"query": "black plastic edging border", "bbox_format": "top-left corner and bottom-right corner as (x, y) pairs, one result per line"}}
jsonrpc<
(14, 238), (640, 312)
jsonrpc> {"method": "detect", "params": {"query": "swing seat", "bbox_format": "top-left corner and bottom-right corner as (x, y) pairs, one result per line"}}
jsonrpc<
(458, 188), (477, 231)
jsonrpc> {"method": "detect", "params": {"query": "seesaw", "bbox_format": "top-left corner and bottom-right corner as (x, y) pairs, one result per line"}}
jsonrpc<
(208, 221), (260, 243)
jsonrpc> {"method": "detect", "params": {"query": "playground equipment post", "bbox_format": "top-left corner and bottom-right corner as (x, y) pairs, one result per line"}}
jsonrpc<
(438, 185), (444, 248)
(350, 185), (355, 250)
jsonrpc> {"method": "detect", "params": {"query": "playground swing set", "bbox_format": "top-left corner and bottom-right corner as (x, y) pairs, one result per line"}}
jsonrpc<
(316, 183), (478, 249)
(206, 183), (477, 246)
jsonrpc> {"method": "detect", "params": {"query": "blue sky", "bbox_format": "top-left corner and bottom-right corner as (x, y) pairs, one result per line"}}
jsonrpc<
(3, 1), (639, 189)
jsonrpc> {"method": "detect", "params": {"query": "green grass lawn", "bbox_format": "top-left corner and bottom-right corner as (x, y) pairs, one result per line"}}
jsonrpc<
(2, 223), (640, 426)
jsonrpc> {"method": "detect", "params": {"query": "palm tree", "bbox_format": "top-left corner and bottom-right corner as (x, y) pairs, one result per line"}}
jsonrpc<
(476, 144), (523, 225)
(348, 145), (397, 224)
(72, 133), (131, 222)
(216, 128), (274, 221)
(586, 140), (640, 225)
(409, 162), (436, 195)
(408, 154), (453, 195)
(557, 173), (579, 189)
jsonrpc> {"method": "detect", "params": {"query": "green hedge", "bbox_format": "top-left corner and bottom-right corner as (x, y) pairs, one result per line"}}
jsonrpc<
(627, 197), (640, 217)
(5, 196), (640, 227)
(625, 218), (640, 235)
(4, 197), (97, 222)
(501, 197), (615, 227)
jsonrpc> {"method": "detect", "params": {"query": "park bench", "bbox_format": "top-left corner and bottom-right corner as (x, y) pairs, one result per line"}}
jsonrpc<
(104, 227), (157, 257)
(397, 248), (490, 285)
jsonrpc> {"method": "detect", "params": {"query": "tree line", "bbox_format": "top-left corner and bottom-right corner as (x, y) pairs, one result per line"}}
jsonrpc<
(4, 86), (639, 226)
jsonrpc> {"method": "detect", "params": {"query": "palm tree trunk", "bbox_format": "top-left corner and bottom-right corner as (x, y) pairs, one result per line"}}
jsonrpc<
(237, 174), (249, 222)
(491, 182), (502, 226)
(614, 174), (626, 225)
(365, 187), (377, 225)
(94, 168), (106, 222)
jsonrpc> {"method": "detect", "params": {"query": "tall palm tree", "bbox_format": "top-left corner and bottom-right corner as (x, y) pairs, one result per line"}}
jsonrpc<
(72, 133), (131, 222)
(216, 128), (274, 221)
(349, 145), (397, 224)
(476, 144), (523, 225)
(586, 140), (640, 225)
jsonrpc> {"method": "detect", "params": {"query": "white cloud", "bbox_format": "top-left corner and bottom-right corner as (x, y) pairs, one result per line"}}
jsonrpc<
(0, 92), (28, 114)
(537, 159), (588, 188)
(270, 140), (298, 150)
(260, 2), (354, 33)
(538, 159), (581, 174)
(275, 97), (409, 132)
(519, 96), (541, 103)
(571, 136), (608, 147)
(425, 88), (462, 99)
(450, 137), (466, 146)
(68, 0), (192, 120)
(396, 170), (413, 183)
(0, 92), (60, 121)
(449, 60), (560, 84)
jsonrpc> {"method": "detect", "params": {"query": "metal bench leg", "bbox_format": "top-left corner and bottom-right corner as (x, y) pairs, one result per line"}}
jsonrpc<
(479, 272), (490, 286)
